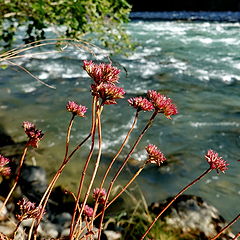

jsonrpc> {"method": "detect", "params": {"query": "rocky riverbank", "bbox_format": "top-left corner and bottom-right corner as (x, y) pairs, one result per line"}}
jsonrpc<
(0, 128), (235, 239)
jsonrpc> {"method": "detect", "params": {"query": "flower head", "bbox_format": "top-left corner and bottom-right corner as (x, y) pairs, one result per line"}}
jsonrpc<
(83, 60), (120, 85)
(205, 149), (229, 173)
(91, 83), (125, 105)
(145, 144), (166, 166)
(16, 198), (44, 221)
(147, 90), (178, 119)
(22, 121), (44, 148)
(128, 97), (154, 112)
(83, 204), (93, 219)
(0, 155), (11, 176)
(93, 188), (106, 204)
(66, 101), (87, 117)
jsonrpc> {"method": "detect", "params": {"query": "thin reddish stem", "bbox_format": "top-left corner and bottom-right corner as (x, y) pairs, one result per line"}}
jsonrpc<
(99, 110), (139, 189)
(140, 167), (212, 240)
(233, 232), (240, 240)
(74, 162), (149, 236)
(69, 97), (97, 239)
(90, 110), (139, 226)
(211, 214), (240, 240)
(31, 102), (92, 239)
(32, 114), (77, 239)
(97, 110), (158, 240)
(73, 106), (103, 240)
(108, 162), (147, 207)
(0, 146), (28, 214)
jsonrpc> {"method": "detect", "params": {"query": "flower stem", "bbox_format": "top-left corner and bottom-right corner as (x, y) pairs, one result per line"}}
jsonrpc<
(38, 114), (75, 206)
(0, 146), (28, 214)
(97, 110), (158, 240)
(31, 98), (94, 239)
(140, 167), (212, 240)
(74, 105), (103, 240)
(73, 162), (148, 237)
(90, 110), (139, 226)
(233, 232), (240, 240)
(210, 214), (240, 240)
(69, 97), (98, 239)
(99, 110), (139, 190)
(108, 161), (147, 207)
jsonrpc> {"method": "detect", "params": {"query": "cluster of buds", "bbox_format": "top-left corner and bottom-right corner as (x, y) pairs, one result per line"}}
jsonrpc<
(145, 144), (166, 166)
(93, 188), (106, 204)
(22, 121), (44, 148)
(16, 198), (44, 221)
(83, 204), (94, 219)
(83, 60), (125, 105)
(0, 155), (11, 176)
(128, 97), (154, 112)
(66, 101), (87, 117)
(205, 149), (229, 173)
(147, 90), (178, 119)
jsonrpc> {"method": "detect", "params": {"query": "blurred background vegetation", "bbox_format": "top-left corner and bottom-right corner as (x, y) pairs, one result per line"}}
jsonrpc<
(1, 0), (239, 54)
(0, 0), (133, 54)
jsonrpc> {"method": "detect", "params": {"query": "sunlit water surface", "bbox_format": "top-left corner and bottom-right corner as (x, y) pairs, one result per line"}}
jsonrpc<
(0, 19), (240, 231)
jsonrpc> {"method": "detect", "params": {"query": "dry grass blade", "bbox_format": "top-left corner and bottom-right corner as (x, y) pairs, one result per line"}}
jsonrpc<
(0, 38), (111, 89)
(4, 59), (56, 89)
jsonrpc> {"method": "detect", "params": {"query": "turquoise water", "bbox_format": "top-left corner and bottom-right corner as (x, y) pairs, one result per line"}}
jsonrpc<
(0, 20), (240, 232)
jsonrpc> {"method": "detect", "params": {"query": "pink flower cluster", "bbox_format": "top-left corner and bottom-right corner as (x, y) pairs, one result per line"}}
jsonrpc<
(83, 60), (125, 105)
(147, 90), (178, 119)
(16, 198), (43, 221)
(22, 121), (44, 148)
(145, 144), (166, 166)
(83, 60), (120, 85)
(93, 188), (106, 204)
(0, 155), (11, 176)
(91, 83), (125, 105)
(205, 149), (229, 173)
(83, 204), (94, 219)
(128, 97), (154, 112)
(66, 101), (87, 117)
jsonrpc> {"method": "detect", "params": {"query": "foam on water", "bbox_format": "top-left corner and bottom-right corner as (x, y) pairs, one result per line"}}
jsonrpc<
(190, 121), (240, 128)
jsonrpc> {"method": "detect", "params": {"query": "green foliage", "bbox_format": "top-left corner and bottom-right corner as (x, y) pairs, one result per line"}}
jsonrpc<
(0, 0), (134, 54)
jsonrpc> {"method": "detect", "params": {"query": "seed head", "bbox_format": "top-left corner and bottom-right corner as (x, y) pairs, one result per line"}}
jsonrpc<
(205, 149), (229, 173)
(145, 144), (166, 166)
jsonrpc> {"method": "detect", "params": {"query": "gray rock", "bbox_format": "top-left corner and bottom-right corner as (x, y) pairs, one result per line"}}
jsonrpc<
(149, 194), (234, 239)
(42, 222), (59, 238)
(104, 230), (122, 240)
(19, 165), (47, 202)
(53, 212), (72, 228)
(0, 200), (8, 220)
(61, 227), (70, 237)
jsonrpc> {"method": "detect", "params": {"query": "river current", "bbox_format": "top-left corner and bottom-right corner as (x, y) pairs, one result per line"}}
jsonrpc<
(0, 17), (240, 231)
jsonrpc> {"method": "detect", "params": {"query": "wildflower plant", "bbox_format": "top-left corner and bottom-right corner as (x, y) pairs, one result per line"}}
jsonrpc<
(0, 155), (11, 176)
(0, 57), (237, 240)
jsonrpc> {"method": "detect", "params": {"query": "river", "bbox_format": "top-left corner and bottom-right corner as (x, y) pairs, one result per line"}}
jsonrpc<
(0, 14), (240, 232)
